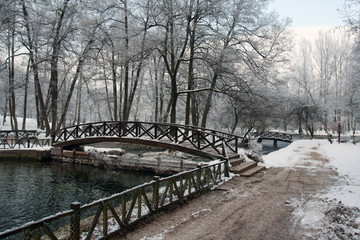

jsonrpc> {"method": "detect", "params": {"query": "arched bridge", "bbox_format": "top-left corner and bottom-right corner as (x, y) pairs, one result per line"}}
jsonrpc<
(253, 132), (293, 142)
(52, 121), (244, 160)
(249, 131), (292, 147)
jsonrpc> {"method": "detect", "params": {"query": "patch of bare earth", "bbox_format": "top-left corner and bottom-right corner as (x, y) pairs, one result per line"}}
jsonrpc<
(109, 148), (343, 240)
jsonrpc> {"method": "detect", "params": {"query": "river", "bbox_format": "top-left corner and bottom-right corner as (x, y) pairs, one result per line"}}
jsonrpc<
(0, 159), (154, 232)
(261, 140), (291, 154)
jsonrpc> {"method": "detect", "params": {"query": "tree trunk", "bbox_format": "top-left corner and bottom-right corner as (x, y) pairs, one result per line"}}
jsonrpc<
(57, 39), (93, 128)
(122, 0), (130, 121)
(185, 5), (198, 127)
(49, 0), (70, 133)
(21, 0), (50, 134)
(201, 74), (218, 128)
(111, 47), (118, 121)
(76, 77), (82, 125)
(7, 23), (18, 130)
(103, 63), (113, 120)
(22, 59), (30, 130)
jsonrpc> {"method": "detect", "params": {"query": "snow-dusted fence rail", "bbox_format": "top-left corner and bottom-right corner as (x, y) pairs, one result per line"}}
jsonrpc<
(0, 160), (229, 240)
(0, 130), (51, 149)
(52, 121), (244, 159)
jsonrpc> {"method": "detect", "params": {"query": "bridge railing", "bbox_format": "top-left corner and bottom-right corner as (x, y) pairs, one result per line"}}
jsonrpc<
(0, 130), (51, 149)
(249, 131), (292, 142)
(52, 121), (244, 157)
(0, 160), (229, 240)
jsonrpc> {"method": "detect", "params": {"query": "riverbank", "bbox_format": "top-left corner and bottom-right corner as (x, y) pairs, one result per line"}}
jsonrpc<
(0, 149), (51, 161)
(50, 147), (207, 175)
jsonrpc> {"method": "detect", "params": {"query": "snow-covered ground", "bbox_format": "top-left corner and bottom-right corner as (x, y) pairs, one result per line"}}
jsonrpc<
(0, 117), (39, 130)
(263, 140), (360, 239)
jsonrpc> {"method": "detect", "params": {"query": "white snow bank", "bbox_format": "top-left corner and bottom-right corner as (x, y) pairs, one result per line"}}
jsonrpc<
(320, 142), (360, 209)
(263, 140), (324, 168)
(0, 117), (40, 130)
(264, 139), (360, 238)
(264, 139), (360, 209)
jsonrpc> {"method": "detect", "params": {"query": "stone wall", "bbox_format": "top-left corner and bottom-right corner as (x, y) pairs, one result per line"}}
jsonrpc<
(0, 149), (51, 161)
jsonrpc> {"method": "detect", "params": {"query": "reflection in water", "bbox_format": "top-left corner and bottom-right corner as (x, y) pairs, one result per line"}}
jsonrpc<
(0, 160), (154, 232)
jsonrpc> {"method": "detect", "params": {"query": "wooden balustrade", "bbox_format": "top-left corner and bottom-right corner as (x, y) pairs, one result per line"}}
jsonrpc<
(52, 121), (243, 159)
(0, 130), (51, 149)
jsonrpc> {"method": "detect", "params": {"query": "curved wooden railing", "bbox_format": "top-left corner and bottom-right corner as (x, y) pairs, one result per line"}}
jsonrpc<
(0, 160), (229, 239)
(52, 121), (244, 159)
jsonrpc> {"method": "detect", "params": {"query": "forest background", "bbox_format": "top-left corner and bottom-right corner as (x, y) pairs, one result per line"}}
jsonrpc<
(1, 0), (359, 142)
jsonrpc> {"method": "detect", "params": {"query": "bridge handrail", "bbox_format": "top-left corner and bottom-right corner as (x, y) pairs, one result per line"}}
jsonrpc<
(0, 159), (229, 239)
(52, 121), (245, 157)
(53, 121), (243, 141)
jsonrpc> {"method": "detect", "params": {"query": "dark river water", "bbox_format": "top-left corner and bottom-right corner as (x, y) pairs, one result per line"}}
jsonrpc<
(0, 159), (154, 232)
(261, 140), (291, 154)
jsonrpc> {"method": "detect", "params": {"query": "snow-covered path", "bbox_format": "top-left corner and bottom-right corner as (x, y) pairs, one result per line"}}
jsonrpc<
(264, 140), (360, 209)
(112, 140), (360, 240)
(263, 140), (360, 239)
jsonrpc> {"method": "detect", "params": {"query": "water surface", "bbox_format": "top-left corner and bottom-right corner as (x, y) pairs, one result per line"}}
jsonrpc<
(0, 159), (154, 232)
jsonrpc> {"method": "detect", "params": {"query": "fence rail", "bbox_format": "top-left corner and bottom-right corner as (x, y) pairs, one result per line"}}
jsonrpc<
(0, 138), (51, 149)
(0, 159), (229, 240)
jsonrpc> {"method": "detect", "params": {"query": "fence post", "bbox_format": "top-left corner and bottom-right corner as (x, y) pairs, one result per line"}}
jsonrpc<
(221, 141), (230, 178)
(180, 159), (183, 172)
(70, 202), (81, 240)
(152, 176), (160, 210)
(197, 164), (202, 191)
(103, 202), (108, 237)
(156, 156), (161, 174)
(224, 158), (230, 178)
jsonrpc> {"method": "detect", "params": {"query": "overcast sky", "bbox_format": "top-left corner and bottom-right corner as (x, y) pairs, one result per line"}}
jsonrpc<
(270, 0), (345, 27)
(269, 0), (347, 42)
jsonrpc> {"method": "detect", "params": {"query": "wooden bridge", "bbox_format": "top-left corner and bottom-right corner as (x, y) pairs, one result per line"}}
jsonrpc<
(52, 121), (244, 160)
(250, 131), (293, 147)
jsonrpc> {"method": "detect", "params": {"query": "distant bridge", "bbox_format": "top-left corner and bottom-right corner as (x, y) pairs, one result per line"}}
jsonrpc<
(52, 121), (245, 160)
(249, 131), (293, 147)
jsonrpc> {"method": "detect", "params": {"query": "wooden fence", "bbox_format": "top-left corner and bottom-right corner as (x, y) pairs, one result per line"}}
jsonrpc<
(0, 130), (51, 149)
(0, 159), (229, 240)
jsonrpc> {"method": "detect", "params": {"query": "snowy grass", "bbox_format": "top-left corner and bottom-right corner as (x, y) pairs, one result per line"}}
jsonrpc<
(0, 116), (40, 131)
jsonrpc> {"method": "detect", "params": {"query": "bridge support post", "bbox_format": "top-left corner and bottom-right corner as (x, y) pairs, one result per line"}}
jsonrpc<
(273, 140), (278, 148)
